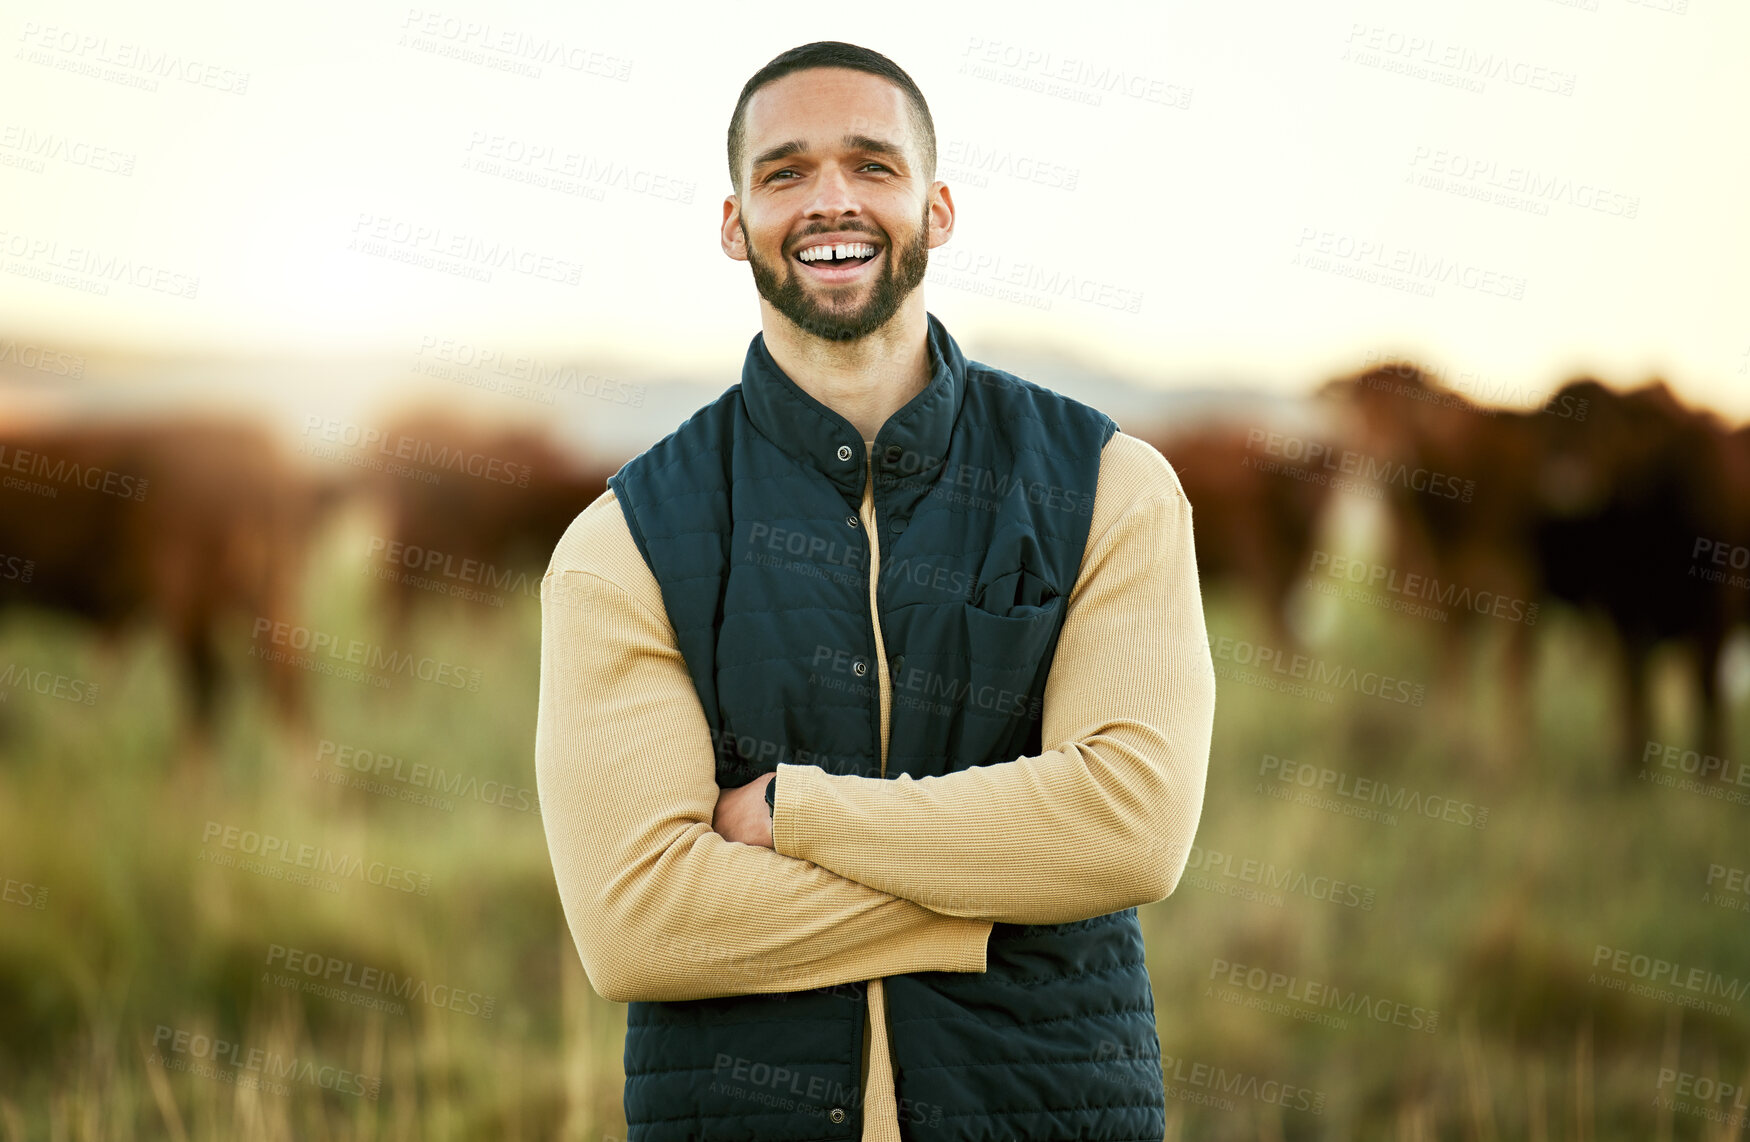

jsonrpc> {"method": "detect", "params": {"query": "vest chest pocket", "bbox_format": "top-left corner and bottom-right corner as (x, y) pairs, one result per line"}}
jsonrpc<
(958, 565), (1065, 734)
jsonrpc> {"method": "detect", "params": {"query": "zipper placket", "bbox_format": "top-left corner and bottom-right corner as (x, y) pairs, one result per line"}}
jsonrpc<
(862, 440), (890, 781)
(857, 441), (898, 1142)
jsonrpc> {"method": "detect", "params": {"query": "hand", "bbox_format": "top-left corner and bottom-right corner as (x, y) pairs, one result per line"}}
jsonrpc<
(712, 772), (775, 849)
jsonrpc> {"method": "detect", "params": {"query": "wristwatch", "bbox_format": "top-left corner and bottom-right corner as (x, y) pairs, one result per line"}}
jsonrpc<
(765, 771), (777, 819)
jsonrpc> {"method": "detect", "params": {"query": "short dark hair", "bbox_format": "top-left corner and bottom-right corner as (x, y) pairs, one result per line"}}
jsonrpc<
(727, 41), (937, 198)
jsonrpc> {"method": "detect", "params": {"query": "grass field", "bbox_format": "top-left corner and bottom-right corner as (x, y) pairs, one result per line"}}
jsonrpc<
(2, 512), (1747, 1141)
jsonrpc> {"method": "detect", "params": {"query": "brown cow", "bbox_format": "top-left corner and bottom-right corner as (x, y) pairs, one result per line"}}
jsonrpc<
(1133, 422), (1334, 650)
(1322, 363), (1740, 777)
(1317, 362), (1550, 770)
(350, 409), (618, 642)
(0, 417), (347, 759)
(1529, 378), (1737, 776)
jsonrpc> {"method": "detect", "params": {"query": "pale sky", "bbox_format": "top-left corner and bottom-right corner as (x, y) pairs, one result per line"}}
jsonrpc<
(3, 0), (1747, 420)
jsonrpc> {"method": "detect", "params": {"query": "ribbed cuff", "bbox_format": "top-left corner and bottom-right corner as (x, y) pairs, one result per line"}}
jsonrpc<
(770, 762), (813, 859)
(950, 917), (993, 972)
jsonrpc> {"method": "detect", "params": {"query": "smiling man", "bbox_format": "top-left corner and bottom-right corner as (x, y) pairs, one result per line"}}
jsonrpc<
(535, 40), (1216, 1142)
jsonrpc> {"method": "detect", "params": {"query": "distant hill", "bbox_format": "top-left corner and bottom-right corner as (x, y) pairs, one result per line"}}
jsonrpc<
(0, 332), (1322, 466)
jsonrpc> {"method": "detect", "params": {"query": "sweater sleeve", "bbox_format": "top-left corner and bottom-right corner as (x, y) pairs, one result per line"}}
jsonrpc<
(534, 490), (991, 1005)
(770, 432), (1216, 926)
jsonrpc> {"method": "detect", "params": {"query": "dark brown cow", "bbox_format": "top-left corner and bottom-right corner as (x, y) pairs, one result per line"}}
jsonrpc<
(1321, 363), (1741, 777)
(1529, 378), (1736, 775)
(0, 417), (348, 754)
(355, 410), (618, 641)
(1317, 363), (1550, 769)
(1134, 422), (1333, 649)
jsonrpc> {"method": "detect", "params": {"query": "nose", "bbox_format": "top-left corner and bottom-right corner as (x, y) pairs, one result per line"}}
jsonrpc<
(802, 161), (862, 220)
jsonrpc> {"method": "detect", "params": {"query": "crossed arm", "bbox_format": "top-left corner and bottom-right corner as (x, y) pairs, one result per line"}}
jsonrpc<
(533, 433), (1214, 1003)
(536, 553), (990, 1004)
(764, 457), (1215, 926)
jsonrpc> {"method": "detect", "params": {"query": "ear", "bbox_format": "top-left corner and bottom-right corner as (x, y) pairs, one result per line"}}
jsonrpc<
(721, 196), (748, 262)
(925, 182), (955, 251)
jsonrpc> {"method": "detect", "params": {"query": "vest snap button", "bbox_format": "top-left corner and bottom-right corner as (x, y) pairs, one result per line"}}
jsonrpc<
(845, 515), (857, 528)
(829, 1108), (847, 1124)
(836, 444), (854, 462)
(853, 659), (867, 677)
(889, 517), (906, 533)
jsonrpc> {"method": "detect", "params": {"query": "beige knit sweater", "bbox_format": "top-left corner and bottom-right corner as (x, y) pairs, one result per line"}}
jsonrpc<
(535, 428), (1215, 1141)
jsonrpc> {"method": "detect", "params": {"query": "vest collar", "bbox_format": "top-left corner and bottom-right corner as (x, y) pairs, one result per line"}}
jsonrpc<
(740, 311), (967, 500)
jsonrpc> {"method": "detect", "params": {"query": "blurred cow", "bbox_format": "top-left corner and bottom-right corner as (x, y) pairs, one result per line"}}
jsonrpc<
(356, 410), (618, 641)
(1529, 378), (1737, 775)
(1135, 423), (1333, 649)
(1319, 362), (1550, 767)
(1323, 363), (1742, 777)
(0, 417), (348, 755)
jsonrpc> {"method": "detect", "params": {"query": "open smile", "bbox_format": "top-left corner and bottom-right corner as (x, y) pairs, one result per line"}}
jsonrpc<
(792, 240), (882, 283)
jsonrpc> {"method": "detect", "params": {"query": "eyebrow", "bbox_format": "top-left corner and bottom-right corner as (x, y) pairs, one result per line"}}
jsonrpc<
(751, 133), (906, 173)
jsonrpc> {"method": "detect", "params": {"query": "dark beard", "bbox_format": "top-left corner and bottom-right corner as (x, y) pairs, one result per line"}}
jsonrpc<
(743, 201), (931, 343)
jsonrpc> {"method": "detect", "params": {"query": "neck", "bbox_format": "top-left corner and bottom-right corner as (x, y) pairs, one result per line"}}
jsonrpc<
(759, 297), (932, 443)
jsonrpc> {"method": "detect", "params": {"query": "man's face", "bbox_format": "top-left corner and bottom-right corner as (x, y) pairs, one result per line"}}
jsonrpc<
(723, 67), (951, 343)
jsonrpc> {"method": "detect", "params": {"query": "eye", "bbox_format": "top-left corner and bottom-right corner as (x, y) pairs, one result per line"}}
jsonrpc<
(863, 162), (891, 173)
(765, 169), (797, 183)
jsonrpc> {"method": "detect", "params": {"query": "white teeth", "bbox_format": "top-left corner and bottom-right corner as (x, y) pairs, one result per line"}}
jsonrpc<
(798, 242), (876, 263)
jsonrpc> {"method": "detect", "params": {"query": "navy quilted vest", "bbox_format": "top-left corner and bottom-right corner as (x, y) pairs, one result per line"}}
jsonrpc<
(607, 312), (1167, 1141)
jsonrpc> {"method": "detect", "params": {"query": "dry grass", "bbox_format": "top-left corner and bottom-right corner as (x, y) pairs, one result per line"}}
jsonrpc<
(1, 530), (1746, 1139)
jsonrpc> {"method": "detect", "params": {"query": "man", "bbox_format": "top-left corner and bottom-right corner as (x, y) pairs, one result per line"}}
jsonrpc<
(535, 41), (1215, 1142)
